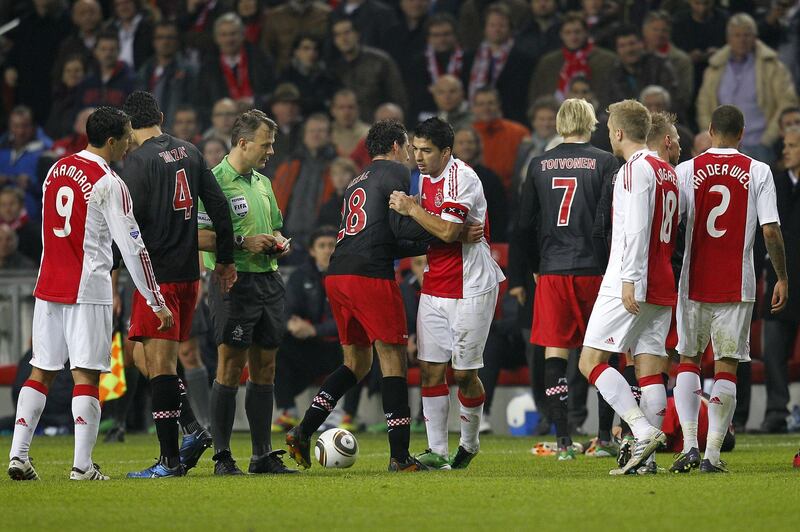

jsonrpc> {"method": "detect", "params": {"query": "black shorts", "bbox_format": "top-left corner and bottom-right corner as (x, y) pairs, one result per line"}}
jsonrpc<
(208, 271), (286, 349)
(189, 297), (210, 339)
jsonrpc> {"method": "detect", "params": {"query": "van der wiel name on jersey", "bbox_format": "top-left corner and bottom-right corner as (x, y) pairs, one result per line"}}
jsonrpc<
(691, 163), (751, 190)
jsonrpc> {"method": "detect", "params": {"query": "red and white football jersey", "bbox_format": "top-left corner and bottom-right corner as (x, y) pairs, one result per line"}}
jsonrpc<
(418, 157), (505, 299)
(34, 150), (164, 310)
(676, 148), (779, 303)
(600, 150), (679, 306)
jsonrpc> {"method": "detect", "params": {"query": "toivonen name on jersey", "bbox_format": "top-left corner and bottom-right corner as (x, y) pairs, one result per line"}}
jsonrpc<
(158, 146), (189, 164)
(691, 163), (750, 190)
(540, 157), (597, 171)
(44, 163), (95, 202)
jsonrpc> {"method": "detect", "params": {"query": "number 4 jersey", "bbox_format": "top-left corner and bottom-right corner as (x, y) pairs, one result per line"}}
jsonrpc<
(676, 148), (779, 303)
(120, 134), (233, 283)
(34, 150), (164, 310)
(600, 149), (680, 306)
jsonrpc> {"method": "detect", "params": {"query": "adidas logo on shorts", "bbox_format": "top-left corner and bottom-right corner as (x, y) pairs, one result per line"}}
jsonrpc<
(604, 337), (615, 345)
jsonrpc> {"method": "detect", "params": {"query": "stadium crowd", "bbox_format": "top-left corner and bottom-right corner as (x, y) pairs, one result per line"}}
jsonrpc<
(1, 0), (800, 447)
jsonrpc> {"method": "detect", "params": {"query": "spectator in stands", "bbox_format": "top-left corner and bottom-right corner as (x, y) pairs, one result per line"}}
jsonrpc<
(330, 88), (370, 159)
(471, 86), (530, 190)
(760, 126), (800, 434)
(236, 0), (263, 46)
(0, 187), (41, 264)
(608, 25), (681, 115)
(198, 12), (275, 114)
(2, 0), (71, 123)
(0, 106), (51, 223)
(516, 0), (562, 61)
(76, 30), (136, 110)
(176, 0), (231, 57)
(107, 0), (155, 71)
(262, 0), (330, 72)
(406, 13), (470, 125)
(672, 0), (729, 93)
(348, 103), (406, 170)
(50, 107), (93, 158)
(511, 97), (560, 213)
(137, 21), (197, 130)
(317, 157), (358, 228)
(0, 225), (34, 270)
(432, 75), (474, 133)
(692, 130), (712, 156)
(266, 83), (304, 174)
(529, 12), (616, 106)
(642, 11), (695, 118)
(332, 0), (399, 51)
(274, 226), (343, 431)
(385, 0), (431, 84)
(581, 0), (618, 48)
(329, 16), (408, 122)
(458, 0), (531, 52)
(57, 0), (103, 68)
(452, 126), (508, 242)
(697, 13), (799, 164)
(202, 97), (238, 150)
(278, 34), (340, 116)
(199, 137), (229, 169)
(273, 113), (338, 258)
(467, 3), (535, 125)
(773, 106), (800, 168)
(170, 104), (202, 145)
(639, 85), (693, 163)
(45, 54), (90, 140)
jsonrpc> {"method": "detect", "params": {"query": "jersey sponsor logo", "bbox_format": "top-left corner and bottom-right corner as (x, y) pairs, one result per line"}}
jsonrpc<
(230, 195), (249, 218)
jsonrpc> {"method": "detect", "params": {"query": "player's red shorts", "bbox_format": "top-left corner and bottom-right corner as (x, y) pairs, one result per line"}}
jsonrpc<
(129, 280), (199, 342)
(531, 274), (602, 348)
(325, 274), (408, 346)
(666, 305), (678, 351)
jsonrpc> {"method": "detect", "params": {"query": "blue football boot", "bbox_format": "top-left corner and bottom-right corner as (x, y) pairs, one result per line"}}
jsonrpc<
(180, 427), (212, 471)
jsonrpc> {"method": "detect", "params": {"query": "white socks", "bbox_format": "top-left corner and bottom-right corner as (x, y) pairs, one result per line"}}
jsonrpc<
(422, 384), (450, 457)
(72, 385), (101, 472)
(639, 375), (667, 430)
(458, 391), (484, 454)
(674, 364), (702, 453)
(9, 380), (48, 461)
(589, 363), (654, 440)
(705, 373), (737, 465)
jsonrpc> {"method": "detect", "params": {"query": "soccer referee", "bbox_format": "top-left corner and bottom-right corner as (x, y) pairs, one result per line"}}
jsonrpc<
(198, 109), (296, 475)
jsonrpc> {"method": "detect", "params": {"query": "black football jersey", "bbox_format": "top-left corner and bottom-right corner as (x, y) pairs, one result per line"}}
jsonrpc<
(327, 159), (434, 279)
(514, 142), (619, 275)
(121, 134), (234, 283)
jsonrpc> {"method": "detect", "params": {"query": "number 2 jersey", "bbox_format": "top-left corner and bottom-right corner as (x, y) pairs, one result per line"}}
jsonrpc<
(34, 150), (164, 310)
(600, 149), (679, 306)
(675, 148), (779, 303)
(120, 134), (233, 283)
(327, 159), (435, 280)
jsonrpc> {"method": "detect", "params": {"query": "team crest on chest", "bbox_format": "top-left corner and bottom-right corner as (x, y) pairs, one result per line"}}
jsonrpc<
(230, 195), (249, 218)
(434, 189), (444, 208)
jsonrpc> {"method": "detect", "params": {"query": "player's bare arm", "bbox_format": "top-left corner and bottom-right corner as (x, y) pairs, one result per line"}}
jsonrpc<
(389, 190), (469, 243)
(763, 222), (789, 314)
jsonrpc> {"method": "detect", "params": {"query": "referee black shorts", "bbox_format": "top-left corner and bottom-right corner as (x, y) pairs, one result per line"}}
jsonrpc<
(208, 270), (286, 350)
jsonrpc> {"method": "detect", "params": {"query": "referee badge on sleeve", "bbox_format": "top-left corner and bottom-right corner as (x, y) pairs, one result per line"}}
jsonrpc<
(230, 196), (249, 218)
(198, 211), (212, 226)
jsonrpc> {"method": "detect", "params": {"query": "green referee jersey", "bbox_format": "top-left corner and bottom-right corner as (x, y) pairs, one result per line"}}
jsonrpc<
(198, 155), (283, 273)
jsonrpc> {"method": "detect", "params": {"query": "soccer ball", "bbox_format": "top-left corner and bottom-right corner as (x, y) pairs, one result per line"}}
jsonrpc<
(315, 428), (359, 468)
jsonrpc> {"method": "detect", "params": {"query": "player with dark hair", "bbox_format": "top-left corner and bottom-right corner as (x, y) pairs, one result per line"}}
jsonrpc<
(513, 98), (619, 460)
(121, 91), (237, 479)
(672, 105), (787, 473)
(390, 117), (504, 470)
(286, 119), (480, 472)
(8, 107), (172, 481)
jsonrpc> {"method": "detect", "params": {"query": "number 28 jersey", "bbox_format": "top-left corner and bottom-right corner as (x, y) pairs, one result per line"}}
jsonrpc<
(676, 148), (779, 303)
(600, 150), (679, 306)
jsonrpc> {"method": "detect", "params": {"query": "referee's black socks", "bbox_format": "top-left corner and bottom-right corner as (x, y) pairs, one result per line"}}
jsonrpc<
(150, 374), (181, 467)
(382, 376), (412, 461)
(299, 366), (358, 439)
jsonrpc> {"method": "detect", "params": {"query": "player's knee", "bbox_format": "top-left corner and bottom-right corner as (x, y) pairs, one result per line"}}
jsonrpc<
(578, 352), (598, 378)
(30, 367), (57, 388)
(420, 362), (446, 387)
(452, 369), (478, 389)
(178, 346), (201, 369)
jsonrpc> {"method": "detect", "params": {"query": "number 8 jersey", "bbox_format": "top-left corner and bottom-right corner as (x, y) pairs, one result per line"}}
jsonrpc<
(675, 148), (779, 303)
(600, 149), (680, 306)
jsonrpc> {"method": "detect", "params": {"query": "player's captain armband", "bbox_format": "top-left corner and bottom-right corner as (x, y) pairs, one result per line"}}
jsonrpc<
(441, 201), (468, 222)
(198, 210), (212, 227)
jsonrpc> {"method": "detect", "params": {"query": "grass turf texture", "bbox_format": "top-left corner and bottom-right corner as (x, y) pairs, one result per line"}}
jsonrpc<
(1, 433), (797, 531)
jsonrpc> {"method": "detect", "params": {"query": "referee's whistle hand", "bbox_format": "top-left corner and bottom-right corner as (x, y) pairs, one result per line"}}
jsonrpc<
(215, 263), (238, 293)
(155, 306), (175, 331)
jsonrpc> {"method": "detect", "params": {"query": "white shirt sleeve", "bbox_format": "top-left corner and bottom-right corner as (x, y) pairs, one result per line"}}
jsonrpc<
(440, 165), (480, 224)
(752, 161), (780, 226)
(620, 161), (655, 284)
(98, 174), (165, 312)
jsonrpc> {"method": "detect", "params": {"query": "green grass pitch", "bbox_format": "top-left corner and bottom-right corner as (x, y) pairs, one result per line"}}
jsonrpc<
(1, 433), (798, 531)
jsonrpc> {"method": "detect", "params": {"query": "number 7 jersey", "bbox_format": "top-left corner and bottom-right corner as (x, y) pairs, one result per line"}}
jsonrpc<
(675, 148), (779, 303)
(600, 149), (680, 306)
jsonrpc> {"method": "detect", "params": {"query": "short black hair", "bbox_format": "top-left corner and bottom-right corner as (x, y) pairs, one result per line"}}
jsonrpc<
(711, 105), (745, 138)
(291, 32), (320, 52)
(123, 90), (162, 129)
(413, 117), (454, 152)
(308, 225), (338, 248)
(95, 29), (120, 46)
(366, 119), (407, 158)
(86, 107), (130, 148)
(425, 12), (458, 35)
(614, 24), (641, 43)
